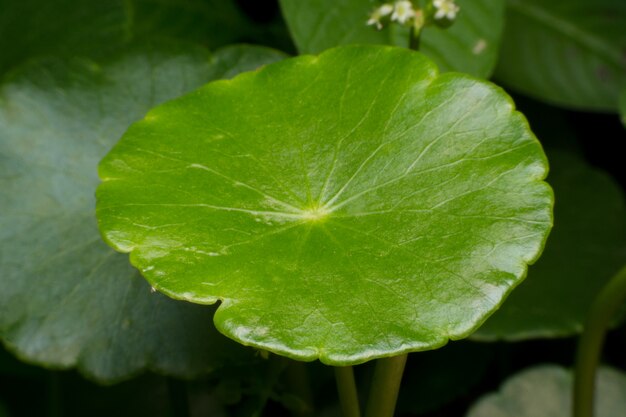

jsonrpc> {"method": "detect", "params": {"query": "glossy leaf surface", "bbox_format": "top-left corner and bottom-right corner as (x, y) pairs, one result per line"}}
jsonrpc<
(474, 149), (626, 340)
(495, 0), (626, 111)
(0, 43), (286, 382)
(97, 45), (553, 364)
(278, 0), (505, 77)
(467, 365), (626, 417)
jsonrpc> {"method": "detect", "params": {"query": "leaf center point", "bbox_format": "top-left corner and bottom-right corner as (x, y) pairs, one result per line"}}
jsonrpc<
(300, 205), (331, 223)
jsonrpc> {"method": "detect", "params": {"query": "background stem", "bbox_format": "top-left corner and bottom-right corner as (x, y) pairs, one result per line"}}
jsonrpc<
(47, 371), (62, 417)
(285, 360), (314, 417)
(364, 354), (408, 417)
(167, 377), (189, 417)
(573, 265), (626, 417)
(408, 27), (421, 50)
(335, 366), (361, 417)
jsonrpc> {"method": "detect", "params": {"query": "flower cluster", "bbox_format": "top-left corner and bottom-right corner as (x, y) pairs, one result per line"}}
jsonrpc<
(367, 0), (459, 31)
(367, 1), (415, 30)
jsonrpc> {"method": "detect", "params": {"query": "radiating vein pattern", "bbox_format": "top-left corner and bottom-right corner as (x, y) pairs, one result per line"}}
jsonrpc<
(97, 45), (553, 365)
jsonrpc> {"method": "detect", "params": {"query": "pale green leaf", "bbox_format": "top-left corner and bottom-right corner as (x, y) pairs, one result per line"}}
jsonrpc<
(96, 45), (553, 364)
(495, 0), (626, 111)
(467, 365), (626, 417)
(278, 0), (505, 77)
(0, 43), (287, 382)
(474, 149), (626, 340)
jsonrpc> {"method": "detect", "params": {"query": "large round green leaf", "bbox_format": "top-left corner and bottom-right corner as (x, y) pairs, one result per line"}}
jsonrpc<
(495, 0), (626, 112)
(0, 43), (287, 382)
(467, 365), (626, 417)
(96, 45), (553, 364)
(278, 0), (505, 78)
(474, 149), (626, 340)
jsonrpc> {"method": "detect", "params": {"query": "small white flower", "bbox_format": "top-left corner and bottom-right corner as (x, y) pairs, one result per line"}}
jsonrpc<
(366, 16), (383, 30)
(379, 3), (394, 16)
(433, 0), (460, 20)
(367, 3), (394, 30)
(391, 1), (416, 25)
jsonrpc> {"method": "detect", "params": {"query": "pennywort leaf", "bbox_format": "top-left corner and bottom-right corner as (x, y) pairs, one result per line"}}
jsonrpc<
(96, 45), (553, 365)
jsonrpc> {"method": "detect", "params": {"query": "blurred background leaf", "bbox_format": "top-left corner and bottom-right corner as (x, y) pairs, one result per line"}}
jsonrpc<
(466, 365), (626, 417)
(0, 0), (129, 76)
(130, 0), (250, 47)
(0, 42), (286, 383)
(495, 0), (626, 112)
(0, 0), (265, 78)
